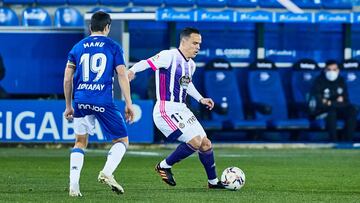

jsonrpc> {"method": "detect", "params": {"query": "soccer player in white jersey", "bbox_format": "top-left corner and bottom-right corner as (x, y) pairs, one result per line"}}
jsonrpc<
(128, 27), (225, 189)
(63, 12), (135, 197)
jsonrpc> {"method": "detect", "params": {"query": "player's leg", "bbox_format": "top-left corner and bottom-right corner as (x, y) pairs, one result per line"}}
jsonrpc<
(101, 137), (128, 177)
(96, 104), (128, 194)
(69, 134), (88, 197)
(156, 135), (201, 186)
(198, 137), (225, 189)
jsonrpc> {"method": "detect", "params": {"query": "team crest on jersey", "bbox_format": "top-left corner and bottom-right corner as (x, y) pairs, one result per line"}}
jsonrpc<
(179, 123), (185, 129)
(179, 75), (191, 89)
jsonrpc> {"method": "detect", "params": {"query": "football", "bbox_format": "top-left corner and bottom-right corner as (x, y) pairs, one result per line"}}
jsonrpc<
(220, 167), (246, 191)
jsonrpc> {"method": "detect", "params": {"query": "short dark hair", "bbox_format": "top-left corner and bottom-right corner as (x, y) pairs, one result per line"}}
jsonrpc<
(90, 11), (111, 32)
(180, 27), (200, 40)
(325, 60), (339, 69)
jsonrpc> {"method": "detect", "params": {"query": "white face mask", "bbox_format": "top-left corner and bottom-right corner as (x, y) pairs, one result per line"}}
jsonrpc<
(325, 70), (339, 81)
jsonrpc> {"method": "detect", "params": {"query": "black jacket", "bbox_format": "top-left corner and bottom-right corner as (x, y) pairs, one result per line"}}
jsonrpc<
(308, 72), (349, 115)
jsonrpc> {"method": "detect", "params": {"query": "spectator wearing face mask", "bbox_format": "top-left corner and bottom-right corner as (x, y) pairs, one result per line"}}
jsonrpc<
(308, 60), (358, 142)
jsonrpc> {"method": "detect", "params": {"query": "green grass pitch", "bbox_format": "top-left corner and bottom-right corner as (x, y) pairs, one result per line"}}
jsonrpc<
(0, 147), (360, 202)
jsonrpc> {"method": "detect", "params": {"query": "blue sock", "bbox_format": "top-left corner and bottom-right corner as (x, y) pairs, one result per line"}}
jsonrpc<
(165, 143), (197, 166)
(199, 148), (217, 180)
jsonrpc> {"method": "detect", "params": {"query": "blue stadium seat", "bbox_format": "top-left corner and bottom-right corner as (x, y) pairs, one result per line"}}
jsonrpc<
(291, 59), (320, 110)
(322, 0), (353, 9)
(68, 0), (99, 5)
(132, 0), (163, 6)
(3, 0), (34, 4)
(203, 59), (266, 130)
(0, 7), (19, 26)
(123, 7), (144, 12)
(89, 7), (112, 13)
(164, 0), (195, 7)
(54, 7), (84, 27)
(37, 0), (67, 5)
(248, 60), (310, 130)
(3, 0), (35, 4)
(258, 0), (282, 8)
(203, 60), (266, 130)
(341, 59), (360, 118)
(292, 0), (322, 9)
(227, 0), (258, 8)
(22, 7), (51, 26)
(196, 0), (227, 8)
(99, 0), (129, 6)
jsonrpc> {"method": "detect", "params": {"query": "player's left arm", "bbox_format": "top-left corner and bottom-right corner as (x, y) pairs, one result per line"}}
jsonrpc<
(63, 63), (75, 121)
(187, 82), (214, 110)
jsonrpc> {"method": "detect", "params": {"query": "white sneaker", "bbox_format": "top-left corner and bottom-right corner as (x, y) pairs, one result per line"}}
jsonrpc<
(69, 184), (82, 197)
(98, 171), (124, 194)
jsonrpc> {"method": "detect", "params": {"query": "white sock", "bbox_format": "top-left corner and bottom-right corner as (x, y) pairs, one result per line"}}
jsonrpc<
(160, 159), (172, 168)
(208, 178), (219, 185)
(102, 142), (127, 177)
(69, 148), (85, 187)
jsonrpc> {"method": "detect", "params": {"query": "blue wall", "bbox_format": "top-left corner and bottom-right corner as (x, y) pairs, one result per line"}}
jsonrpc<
(0, 30), (83, 94)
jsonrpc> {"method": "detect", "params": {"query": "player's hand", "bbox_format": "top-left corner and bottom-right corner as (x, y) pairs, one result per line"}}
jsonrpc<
(64, 107), (74, 121)
(127, 70), (135, 82)
(200, 98), (214, 110)
(125, 104), (135, 124)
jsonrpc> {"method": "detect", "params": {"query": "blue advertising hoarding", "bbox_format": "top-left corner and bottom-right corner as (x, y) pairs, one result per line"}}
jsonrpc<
(237, 11), (273, 23)
(0, 100), (154, 143)
(315, 12), (351, 23)
(197, 10), (235, 22)
(156, 8), (196, 21)
(275, 12), (313, 23)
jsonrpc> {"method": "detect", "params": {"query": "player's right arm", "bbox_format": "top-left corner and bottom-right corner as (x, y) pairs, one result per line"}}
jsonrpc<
(63, 62), (75, 121)
(128, 50), (172, 81)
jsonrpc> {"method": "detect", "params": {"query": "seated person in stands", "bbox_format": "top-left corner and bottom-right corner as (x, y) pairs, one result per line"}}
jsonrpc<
(309, 60), (358, 142)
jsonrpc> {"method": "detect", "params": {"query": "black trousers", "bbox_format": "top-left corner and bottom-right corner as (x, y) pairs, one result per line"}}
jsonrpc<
(322, 104), (358, 142)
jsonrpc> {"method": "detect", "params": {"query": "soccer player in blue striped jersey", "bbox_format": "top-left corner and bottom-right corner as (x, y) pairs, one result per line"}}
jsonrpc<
(63, 11), (134, 197)
(128, 27), (225, 189)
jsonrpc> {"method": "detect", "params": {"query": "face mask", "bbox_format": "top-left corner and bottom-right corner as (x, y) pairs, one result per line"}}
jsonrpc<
(325, 71), (339, 81)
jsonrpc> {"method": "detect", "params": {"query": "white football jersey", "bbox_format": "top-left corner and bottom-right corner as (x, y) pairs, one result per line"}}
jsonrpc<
(146, 49), (196, 103)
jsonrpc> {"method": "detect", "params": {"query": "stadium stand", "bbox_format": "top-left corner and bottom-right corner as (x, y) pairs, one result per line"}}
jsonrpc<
(203, 59), (267, 130)
(227, 0), (258, 8)
(291, 59), (320, 118)
(247, 59), (310, 130)
(164, 0), (195, 7)
(341, 59), (360, 117)
(37, 0), (67, 5)
(258, 0), (283, 8)
(67, 0), (99, 5)
(132, 0), (163, 6)
(322, 0), (353, 9)
(291, 0), (322, 9)
(196, 0), (227, 8)
(0, 7), (19, 25)
(89, 7), (112, 13)
(99, 0), (130, 6)
(3, 0), (34, 4)
(123, 7), (144, 12)
(54, 7), (84, 27)
(22, 7), (51, 26)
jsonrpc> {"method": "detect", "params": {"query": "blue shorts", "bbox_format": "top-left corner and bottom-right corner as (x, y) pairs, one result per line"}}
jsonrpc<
(73, 102), (128, 140)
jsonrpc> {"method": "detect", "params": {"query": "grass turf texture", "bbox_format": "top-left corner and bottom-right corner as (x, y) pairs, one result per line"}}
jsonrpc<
(0, 148), (359, 202)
